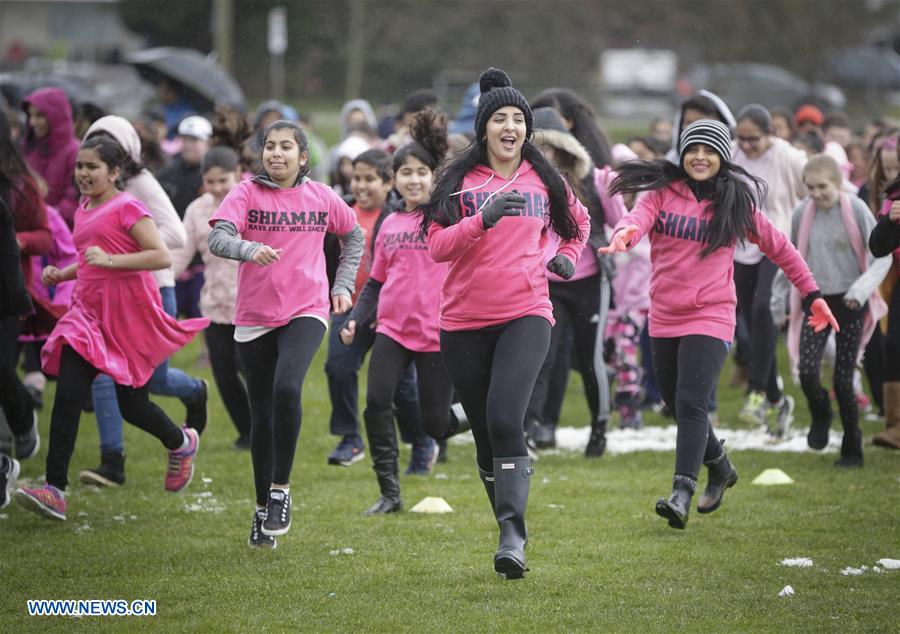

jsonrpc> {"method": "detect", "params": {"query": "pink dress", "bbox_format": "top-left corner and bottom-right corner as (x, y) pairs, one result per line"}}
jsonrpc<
(41, 192), (208, 387)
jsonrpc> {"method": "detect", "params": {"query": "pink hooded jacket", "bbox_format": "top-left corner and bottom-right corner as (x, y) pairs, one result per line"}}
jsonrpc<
(22, 88), (81, 227)
(427, 160), (591, 331)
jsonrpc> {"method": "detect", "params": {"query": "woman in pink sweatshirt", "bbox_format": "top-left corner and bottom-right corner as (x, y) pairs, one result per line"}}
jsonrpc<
(421, 69), (590, 579)
(602, 120), (835, 530)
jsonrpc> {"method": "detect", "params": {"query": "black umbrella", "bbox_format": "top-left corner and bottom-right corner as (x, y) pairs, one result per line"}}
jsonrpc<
(125, 47), (246, 111)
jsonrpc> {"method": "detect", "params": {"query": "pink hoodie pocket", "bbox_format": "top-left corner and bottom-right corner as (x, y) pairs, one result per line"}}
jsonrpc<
(451, 265), (537, 318)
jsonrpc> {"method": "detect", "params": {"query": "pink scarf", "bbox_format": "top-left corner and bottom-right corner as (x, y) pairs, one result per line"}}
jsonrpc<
(787, 193), (888, 374)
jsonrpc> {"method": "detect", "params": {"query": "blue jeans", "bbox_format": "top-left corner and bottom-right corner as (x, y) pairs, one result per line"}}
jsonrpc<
(93, 286), (204, 452)
(324, 311), (421, 442)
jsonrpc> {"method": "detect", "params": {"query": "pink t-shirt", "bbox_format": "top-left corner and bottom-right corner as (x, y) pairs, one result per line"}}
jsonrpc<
(75, 192), (153, 283)
(210, 179), (358, 327)
(611, 181), (818, 341)
(427, 161), (591, 331)
(370, 210), (447, 352)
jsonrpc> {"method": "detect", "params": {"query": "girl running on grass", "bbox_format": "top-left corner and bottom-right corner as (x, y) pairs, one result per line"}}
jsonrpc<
(14, 135), (208, 522)
(171, 146), (252, 450)
(208, 120), (363, 549)
(324, 150), (428, 473)
(772, 155), (890, 467)
(421, 68), (590, 579)
(601, 120), (832, 530)
(340, 109), (468, 515)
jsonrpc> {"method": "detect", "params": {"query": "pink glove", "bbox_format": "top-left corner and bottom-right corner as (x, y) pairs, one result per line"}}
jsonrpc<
(598, 225), (638, 255)
(807, 298), (840, 333)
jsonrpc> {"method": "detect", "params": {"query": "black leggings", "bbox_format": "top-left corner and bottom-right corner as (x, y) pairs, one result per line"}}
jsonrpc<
(651, 335), (729, 484)
(237, 317), (324, 506)
(46, 346), (184, 490)
(0, 315), (33, 435)
(367, 334), (454, 440)
(527, 275), (601, 425)
(205, 323), (251, 438)
(798, 295), (865, 432)
(441, 316), (550, 472)
(734, 258), (781, 401)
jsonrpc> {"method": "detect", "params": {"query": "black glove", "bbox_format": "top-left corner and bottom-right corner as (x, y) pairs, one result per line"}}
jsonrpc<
(481, 192), (526, 229)
(546, 254), (575, 280)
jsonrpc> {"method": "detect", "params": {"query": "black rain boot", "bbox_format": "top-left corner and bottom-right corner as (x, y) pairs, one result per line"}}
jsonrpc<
(585, 420), (607, 458)
(493, 456), (532, 579)
(834, 426), (863, 468)
(79, 450), (126, 487)
(363, 409), (402, 515)
(477, 465), (495, 512)
(655, 476), (694, 529)
(697, 441), (738, 514)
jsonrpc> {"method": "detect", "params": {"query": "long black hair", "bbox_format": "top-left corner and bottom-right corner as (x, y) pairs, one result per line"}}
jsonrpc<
(609, 157), (767, 258)
(419, 138), (582, 241)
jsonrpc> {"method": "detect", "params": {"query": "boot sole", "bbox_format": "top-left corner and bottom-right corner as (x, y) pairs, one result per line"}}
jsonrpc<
(494, 554), (526, 579)
(655, 499), (687, 529)
(79, 470), (123, 487)
(2, 459), (20, 509)
(697, 472), (738, 514)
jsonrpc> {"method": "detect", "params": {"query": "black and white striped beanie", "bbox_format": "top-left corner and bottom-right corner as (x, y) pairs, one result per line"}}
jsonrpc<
(679, 119), (732, 163)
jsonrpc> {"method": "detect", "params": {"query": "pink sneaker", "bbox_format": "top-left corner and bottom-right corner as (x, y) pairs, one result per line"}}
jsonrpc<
(165, 427), (199, 493)
(15, 484), (67, 521)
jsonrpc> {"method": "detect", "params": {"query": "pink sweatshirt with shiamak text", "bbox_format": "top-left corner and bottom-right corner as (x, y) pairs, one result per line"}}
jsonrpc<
(428, 160), (590, 331)
(612, 181), (818, 341)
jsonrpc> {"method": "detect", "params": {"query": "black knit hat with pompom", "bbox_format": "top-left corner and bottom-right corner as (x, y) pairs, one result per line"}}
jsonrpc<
(473, 67), (533, 142)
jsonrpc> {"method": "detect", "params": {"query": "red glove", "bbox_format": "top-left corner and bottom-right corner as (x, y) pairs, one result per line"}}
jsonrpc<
(807, 298), (840, 333)
(598, 225), (638, 255)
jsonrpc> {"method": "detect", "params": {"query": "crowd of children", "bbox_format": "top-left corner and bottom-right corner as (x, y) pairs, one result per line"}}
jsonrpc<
(1, 67), (898, 578)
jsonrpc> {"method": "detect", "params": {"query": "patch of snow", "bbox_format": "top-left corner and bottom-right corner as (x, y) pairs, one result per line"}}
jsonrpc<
(551, 425), (841, 454)
(840, 566), (869, 576)
(0, 513), (8, 520)
(112, 515), (125, 522)
(546, 503), (564, 509)
(201, 477), (213, 484)
(434, 473), (449, 480)
(780, 557), (813, 568)
(74, 522), (91, 534)
(329, 548), (354, 556)
(778, 585), (795, 597)
(877, 558), (900, 570)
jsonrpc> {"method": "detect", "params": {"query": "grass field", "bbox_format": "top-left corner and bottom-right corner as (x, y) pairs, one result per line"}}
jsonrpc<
(2, 338), (898, 632)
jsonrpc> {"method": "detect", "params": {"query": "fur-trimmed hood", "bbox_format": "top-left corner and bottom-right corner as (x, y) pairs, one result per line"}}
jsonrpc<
(534, 128), (592, 181)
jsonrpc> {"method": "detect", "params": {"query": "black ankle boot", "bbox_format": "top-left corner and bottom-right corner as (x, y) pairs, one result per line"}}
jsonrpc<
(655, 477), (694, 529)
(79, 450), (126, 487)
(697, 441), (738, 514)
(834, 427), (863, 468)
(807, 389), (833, 450)
(493, 456), (532, 579)
(585, 420), (607, 458)
(363, 409), (402, 515)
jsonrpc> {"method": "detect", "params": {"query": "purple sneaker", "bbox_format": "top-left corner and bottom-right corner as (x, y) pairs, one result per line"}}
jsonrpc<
(15, 484), (66, 521)
(165, 427), (199, 492)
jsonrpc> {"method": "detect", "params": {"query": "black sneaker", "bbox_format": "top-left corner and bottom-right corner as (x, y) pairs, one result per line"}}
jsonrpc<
(79, 451), (126, 487)
(14, 410), (40, 460)
(183, 380), (208, 434)
(261, 489), (291, 536)
(327, 435), (365, 466)
(1, 455), (21, 509)
(248, 509), (277, 549)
